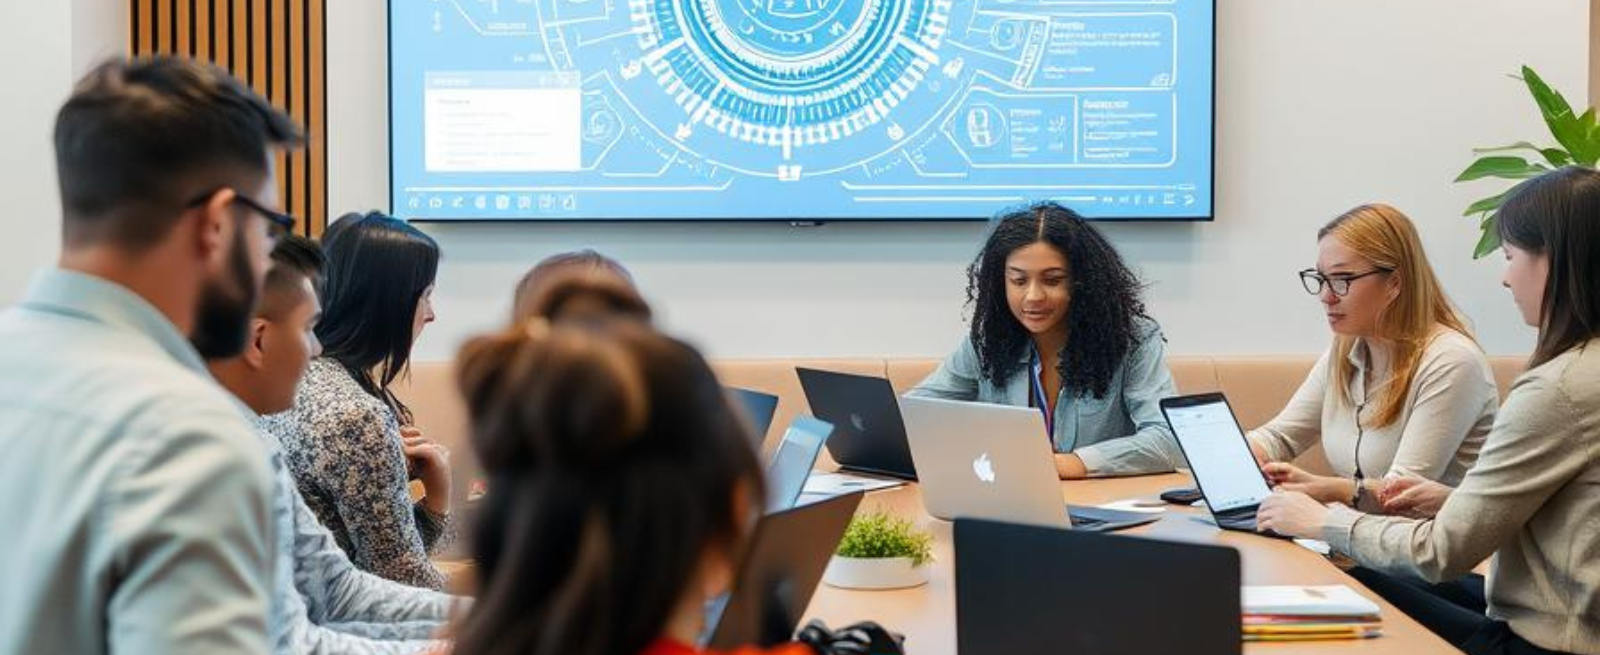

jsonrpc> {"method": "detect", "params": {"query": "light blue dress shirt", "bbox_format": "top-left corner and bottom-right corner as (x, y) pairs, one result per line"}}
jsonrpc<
(0, 268), (275, 654)
(908, 317), (1182, 476)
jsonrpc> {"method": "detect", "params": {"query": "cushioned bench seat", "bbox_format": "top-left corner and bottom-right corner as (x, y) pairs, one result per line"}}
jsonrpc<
(394, 353), (1529, 507)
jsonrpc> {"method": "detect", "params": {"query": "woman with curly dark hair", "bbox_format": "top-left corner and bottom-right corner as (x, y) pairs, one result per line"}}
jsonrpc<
(908, 201), (1180, 479)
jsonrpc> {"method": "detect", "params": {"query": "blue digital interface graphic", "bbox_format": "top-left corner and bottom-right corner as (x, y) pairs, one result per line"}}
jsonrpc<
(390, 0), (1214, 221)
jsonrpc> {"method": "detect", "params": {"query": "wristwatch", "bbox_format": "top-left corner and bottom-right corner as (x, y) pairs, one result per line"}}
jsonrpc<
(1351, 475), (1367, 508)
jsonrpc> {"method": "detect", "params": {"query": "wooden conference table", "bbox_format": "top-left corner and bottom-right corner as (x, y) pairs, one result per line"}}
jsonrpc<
(799, 473), (1462, 654)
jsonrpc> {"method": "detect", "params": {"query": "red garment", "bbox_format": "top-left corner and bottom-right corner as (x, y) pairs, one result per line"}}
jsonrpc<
(640, 638), (816, 655)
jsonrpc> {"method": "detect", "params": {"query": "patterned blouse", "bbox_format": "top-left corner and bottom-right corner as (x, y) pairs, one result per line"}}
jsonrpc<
(258, 427), (456, 654)
(261, 358), (455, 590)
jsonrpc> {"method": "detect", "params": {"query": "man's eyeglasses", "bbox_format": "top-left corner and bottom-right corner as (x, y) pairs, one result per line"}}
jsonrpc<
(1298, 268), (1392, 297)
(186, 188), (297, 240)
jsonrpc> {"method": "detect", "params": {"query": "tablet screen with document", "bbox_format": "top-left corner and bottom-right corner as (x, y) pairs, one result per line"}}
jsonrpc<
(1161, 394), (1272, 513)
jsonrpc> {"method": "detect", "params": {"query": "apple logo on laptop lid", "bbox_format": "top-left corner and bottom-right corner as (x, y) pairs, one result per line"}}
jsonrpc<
(973, 453), (996, 483)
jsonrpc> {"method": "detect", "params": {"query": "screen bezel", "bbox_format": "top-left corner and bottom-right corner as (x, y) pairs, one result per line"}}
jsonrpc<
(385, 0), (1218, 224)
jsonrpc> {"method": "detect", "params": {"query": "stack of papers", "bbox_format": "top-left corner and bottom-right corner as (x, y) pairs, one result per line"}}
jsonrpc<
(800, 472), (905, 498)
(1242, 585), (1382, 642)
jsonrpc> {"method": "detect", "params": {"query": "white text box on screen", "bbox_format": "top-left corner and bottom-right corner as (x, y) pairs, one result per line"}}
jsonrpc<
(424, 84), (580, 173)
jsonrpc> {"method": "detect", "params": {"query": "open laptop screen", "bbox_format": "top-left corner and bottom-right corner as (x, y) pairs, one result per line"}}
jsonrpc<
(729, 387), (780, 451)
(1163, 396), (1272, 512)
(765, 417), (832, 513)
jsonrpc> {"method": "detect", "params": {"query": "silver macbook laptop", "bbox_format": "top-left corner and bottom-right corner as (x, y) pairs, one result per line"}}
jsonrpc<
(899, 396), (1156, 533)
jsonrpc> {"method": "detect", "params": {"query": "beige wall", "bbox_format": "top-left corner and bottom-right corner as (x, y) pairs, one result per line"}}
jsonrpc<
(0, 0), (127, 304)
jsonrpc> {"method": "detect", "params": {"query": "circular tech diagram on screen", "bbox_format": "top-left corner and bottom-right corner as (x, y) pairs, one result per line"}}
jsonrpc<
(621, 0), (953, 175)
(392, 0), (1213, 220)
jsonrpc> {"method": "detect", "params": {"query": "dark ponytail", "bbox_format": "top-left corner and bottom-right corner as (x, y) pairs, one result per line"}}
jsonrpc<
(452, 321), (763, 655)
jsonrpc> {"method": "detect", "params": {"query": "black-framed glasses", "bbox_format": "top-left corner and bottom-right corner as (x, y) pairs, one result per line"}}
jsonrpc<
(186, 188), (297, 240)
(1298, 268), (1392, 297)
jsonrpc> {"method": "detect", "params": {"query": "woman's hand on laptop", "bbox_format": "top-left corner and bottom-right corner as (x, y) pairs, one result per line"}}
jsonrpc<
(1256, 490), (1330, 539)
(1262, 462), (1354, 506)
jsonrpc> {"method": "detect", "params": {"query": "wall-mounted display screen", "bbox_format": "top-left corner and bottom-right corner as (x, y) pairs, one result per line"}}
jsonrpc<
(390, 0), (1215, 221)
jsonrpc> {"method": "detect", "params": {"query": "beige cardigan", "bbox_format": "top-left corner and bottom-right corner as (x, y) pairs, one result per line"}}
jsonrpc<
(1322, 340), (1600, 654)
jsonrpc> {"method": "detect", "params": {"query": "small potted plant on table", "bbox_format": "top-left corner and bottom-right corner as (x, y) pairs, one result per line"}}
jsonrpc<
(823, 511), (933, 590)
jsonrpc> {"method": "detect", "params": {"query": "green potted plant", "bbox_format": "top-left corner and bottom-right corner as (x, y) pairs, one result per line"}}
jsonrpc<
(1456, 66), (1600, 258)
(823, 511), (934, 590)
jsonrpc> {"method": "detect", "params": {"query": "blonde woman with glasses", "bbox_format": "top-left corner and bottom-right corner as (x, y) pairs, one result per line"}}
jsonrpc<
(1245, 204), (1497, 514)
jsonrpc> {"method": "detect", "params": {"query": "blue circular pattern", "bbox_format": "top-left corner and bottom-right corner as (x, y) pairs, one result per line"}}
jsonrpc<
(635, 0), (946, 146)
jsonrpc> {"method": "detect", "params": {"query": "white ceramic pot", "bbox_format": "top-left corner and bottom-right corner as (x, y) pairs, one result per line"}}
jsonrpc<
(822, 555), (930, 590)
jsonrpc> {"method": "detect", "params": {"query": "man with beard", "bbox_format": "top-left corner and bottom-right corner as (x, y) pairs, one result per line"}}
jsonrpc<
(0, 57), (302, 654)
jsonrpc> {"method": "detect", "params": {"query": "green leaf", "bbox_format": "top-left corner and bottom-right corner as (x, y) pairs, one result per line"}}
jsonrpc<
(1471, 141), (1546, 155)
(1522, 66), (1576, 122)
(1541, 148), (1574, 167)
(1522, 67), (1579, 134)
(1454, 156), (1547, 182)
(1521, 66), (1597, 164)
(1462, 190), (1509, 216)
(1576, 108), (1600, 166)
(1585, 110), (1600, 156)
(1473, 214), (1502, 259)
(1470, 142), (1573, 168)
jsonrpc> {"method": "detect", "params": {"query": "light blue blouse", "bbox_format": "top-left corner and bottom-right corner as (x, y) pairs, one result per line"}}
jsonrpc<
(908, 317), (1182, 477)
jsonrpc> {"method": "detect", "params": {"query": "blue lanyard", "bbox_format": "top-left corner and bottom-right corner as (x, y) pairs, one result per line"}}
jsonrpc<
(1029, 348), (1055, 440)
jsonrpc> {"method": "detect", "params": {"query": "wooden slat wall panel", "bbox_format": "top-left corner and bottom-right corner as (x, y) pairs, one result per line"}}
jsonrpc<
(176, 0), (191, 55)
(307, 0), (327, 238)
(263, 0), (284, 214)
(129, 0), (328, 236)
(195, 0), (211, 60)
(233, 0), (248, 75)
(132, 0), (153, 55)
(287, 0), (304, 235)
(157, 0), (172, 53)
(250, 0), (267, 95)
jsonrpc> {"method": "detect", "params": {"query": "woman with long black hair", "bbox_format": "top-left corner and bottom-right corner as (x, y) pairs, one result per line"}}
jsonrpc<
(262, 210), (454, 590)
(909, 201), (1180, 478)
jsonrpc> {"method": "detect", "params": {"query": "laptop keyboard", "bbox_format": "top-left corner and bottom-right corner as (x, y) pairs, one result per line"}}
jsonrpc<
(1065, 506), (1109, 529)
(1065, 505), (1161, 533)
(1071, 515), (1108, 530)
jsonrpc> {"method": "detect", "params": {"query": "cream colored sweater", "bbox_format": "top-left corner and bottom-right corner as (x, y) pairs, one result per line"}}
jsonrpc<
(1323, 340), (1600, 654)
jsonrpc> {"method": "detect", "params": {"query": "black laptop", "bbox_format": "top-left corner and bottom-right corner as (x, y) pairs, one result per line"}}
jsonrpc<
(795, 368), (917, 480)
(728, 386), (781, 452)
(702, 491), (865, 649)
(955, 518), (1242, 655)
(1159, 393), (1285, 537)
